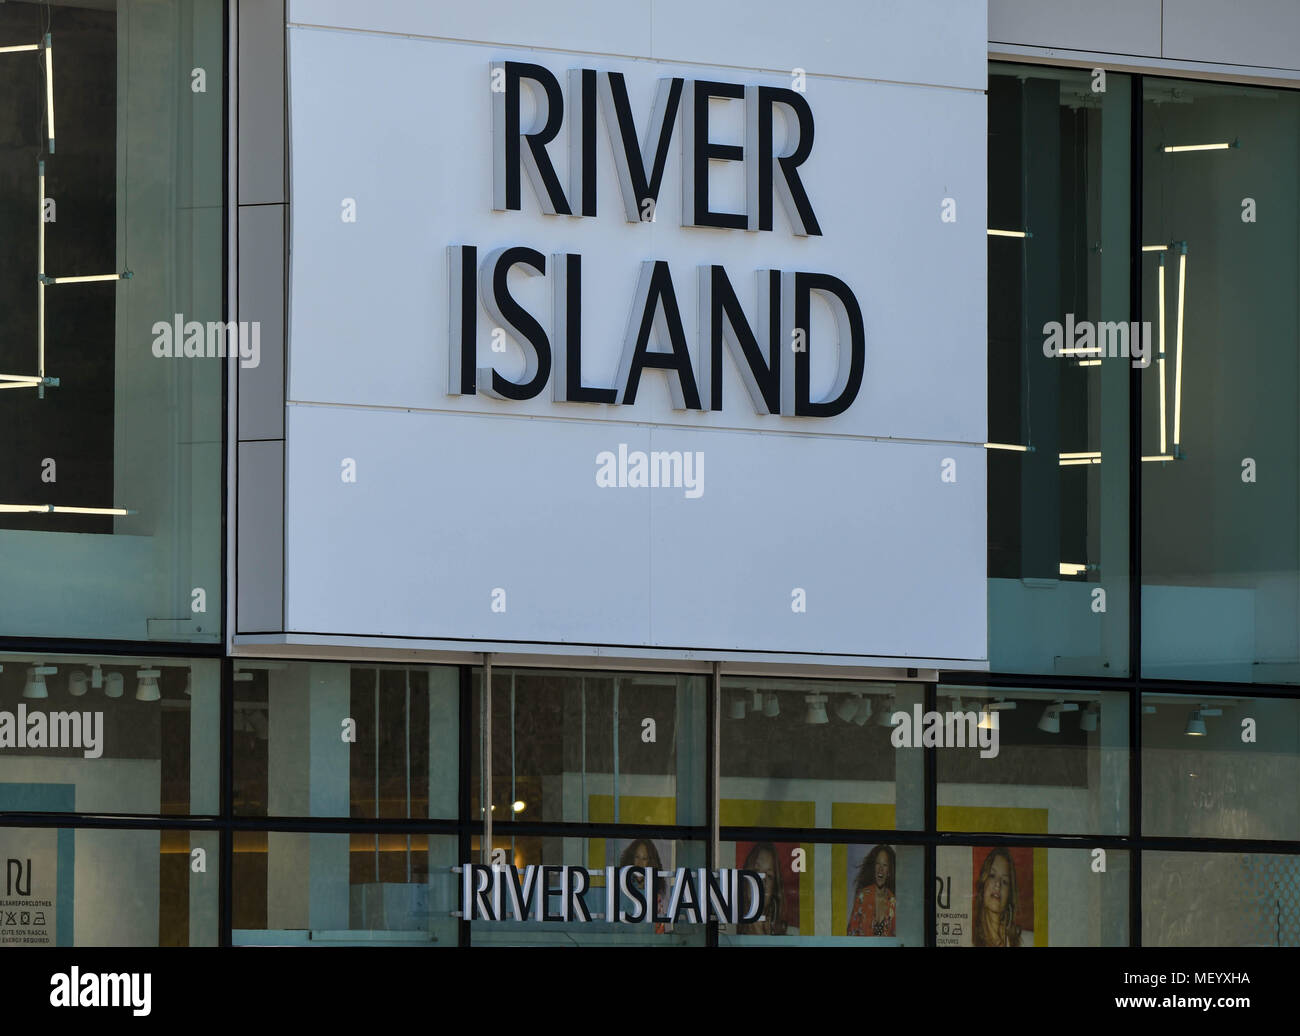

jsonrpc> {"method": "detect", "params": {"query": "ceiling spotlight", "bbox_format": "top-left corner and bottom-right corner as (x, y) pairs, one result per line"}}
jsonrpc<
(836, 694), (861, 723)
(104, 671), (124, 698)
(183, 671), (192, 697)
(90, 664), (103, 689)
(750, 689), (763, 714)
(978, 699), (1016, 730)
(853, 696), (873, 726)
(23, 665), (55, 699)
(804, 694), (829, 725)
(512, 800), (526, 814)
(1080, 703), (1100, 732)
(68, 670), (88, 697)
(1142, 704), (1157, 714)
(729, 695), (747, 720)
(763, 692), (780, 718)
(876, 697), (898, 727)
(1037, 700), (1079, 734)
(135, 668), (161, 702)
(1185, 706), (1222, 736)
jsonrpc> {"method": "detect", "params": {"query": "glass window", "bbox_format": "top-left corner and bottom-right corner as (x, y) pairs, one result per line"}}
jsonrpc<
(1141, 77), (1300, 682)
(718, 841), (924, 946)
(1143, 691), (1300, 840)
(469, 835), (707, 946)
(234, 661), (460, 819)
(232, 831), (458, 946)
(937, 686), (1130, 836)
(0, 826), (217, 945)
(987, 63), (1132, 677)
(937, 845), (1129, 947)
(0, 0), (225, 643)
(0, 651), (219, 815)
(1143, 850), (1300, 946)
(719, 677), (923, 830)
(472, 668), (706, 827)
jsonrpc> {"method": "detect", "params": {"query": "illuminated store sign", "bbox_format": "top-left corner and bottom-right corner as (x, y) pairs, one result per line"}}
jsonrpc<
(461, 863), (764, 924)
(448, 61), (866, 418)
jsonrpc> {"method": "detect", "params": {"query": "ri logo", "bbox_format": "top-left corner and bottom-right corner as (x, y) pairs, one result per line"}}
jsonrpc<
(7, 858), (31, 897)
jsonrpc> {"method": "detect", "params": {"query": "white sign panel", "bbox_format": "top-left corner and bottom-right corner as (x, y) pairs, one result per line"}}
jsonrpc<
(283, 1), (987, 665)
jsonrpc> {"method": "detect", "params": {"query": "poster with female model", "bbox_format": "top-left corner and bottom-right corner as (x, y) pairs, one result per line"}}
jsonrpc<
(845, 843), (897, 937)
(935, 845), (1036, 946)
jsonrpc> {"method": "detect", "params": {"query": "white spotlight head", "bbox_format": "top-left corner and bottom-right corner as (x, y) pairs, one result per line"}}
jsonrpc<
(1185, 710), (1206, 736)
(1037, 699), (1079, 734)
(853, 697), (873, 726)
(836, 694), (860, 723)
(23, 666), (55, 700)
(1080, 703), (1100, 732)
(763, 692), (780, 718)
(729, 696), (747, 720)
(876, 697), (898, 727)
(104, 671), (124, 699)
(804, 694), (829, 725)
(135, 668), (162, 702)
(68, 670), (88, 697)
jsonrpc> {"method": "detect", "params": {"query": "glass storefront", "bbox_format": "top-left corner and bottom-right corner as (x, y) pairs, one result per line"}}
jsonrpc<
(0, 0), (225, 644)
(987, 62), (1132, 679)
(1, 18), (1297, 948)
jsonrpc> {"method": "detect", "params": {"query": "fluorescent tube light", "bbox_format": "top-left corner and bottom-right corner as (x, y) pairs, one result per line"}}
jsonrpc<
(1158, 253), (1167, 454)
(984, 442), (1029, 452)
(1174, 249), (1187, 450)
(1163, 141), (1234, 153)
(1059, 563), (1088, 576)
(1142, 244), (1169, 252)
(987, 229), (1028, 238)
(0, 44), (40, 53)
(44, 34), (54, 153)
(44, 273), (128, 284)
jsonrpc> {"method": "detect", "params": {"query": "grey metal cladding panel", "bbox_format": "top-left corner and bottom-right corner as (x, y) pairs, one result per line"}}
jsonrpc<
(989, 0), (1162, 56)
(239, 0), (287, 205)
(237, 439), (285, 633)
(238, 203), (286, 441)
(1163, 0), (1300, 71)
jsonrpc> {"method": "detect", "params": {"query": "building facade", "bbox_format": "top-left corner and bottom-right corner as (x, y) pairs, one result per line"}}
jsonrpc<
(0, 0), (1297, 947)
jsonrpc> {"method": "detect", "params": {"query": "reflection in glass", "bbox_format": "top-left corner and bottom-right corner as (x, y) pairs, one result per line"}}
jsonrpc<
(1141, 77), (1300, 682)
(937, 686), (1129, 836)
(472, 668), (706, 827)
(234, 661), (459, 819)
(720, 842), (924, 945)
(937, 845), (1128, 946)
(986, 62), (1131, 677)
(1143, 850), (1300, 946)
(232, 831), (458, 946)
(720, 677), (922, 831)
(1143, 692), (1300, 840)
(0, 826), (217, 946)
(0, 0), (226, 643)
(0, 651), (219, 815)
